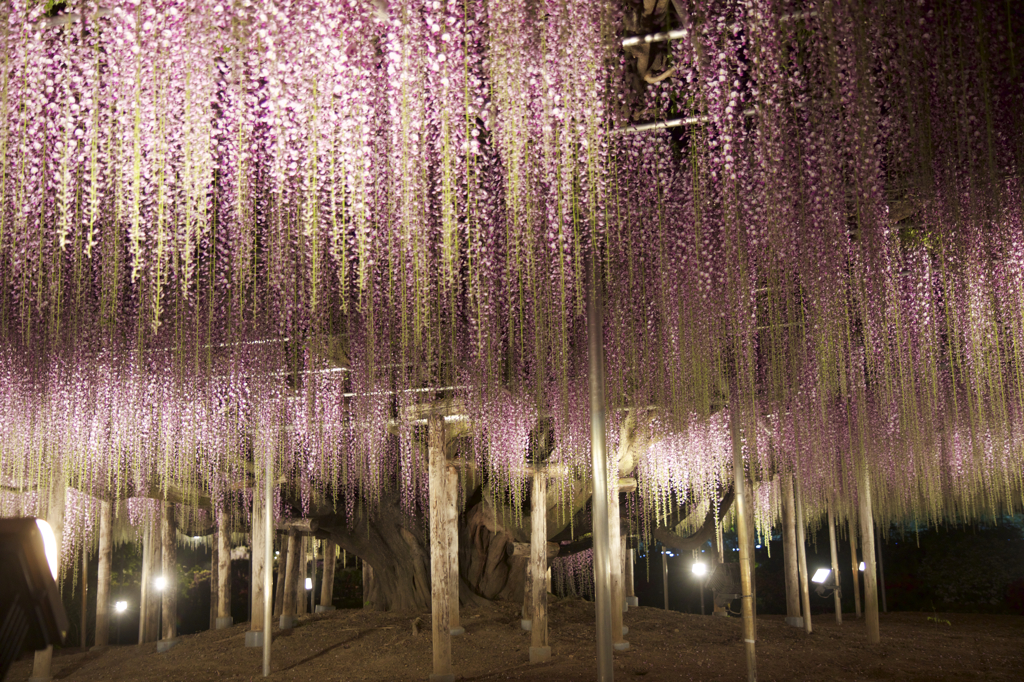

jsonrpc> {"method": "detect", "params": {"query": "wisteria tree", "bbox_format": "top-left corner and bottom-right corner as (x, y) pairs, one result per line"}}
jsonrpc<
(0, 0), (1022, 613)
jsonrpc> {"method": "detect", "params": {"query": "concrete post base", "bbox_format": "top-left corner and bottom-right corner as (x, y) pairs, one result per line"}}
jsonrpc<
(450, 626), (465, 636)
(622, 625), (629, 636)
(626, 596), (639, 607)
(529, 646), (551, 663)
(244, 631), (264, 648)
(428, 675), (455, 682)
(279, 615), (297, 630)
(520, 619), (532, 631)
(613, 641), (631, 652)
(314, 605), (336, 613)
(156, 638), (180, 653)
(215, 616), (234, 630)
(785, 616), (805, 628)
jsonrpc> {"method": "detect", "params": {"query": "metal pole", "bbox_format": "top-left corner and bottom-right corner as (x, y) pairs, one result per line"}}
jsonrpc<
(794, 475), (813, 635)
(729, 405), (757, 682)
(263, 447), (273, 677)
(588, 260), (614, 682)
(662, 549), (669, 610)
(876, 526), (887, 614)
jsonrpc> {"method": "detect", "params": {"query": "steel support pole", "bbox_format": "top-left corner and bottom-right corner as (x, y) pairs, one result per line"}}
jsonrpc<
(588, 261), (614, 682)
(794, 476), (812, 635)
(729, 405), (757, 682)
(263, 448), (273, 677)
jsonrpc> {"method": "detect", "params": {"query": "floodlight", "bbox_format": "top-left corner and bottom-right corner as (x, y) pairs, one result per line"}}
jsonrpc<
(0, 517), (70, 680)
(155, 576), (167, 591)
(811, 568), (831, 584)
(115, 600), (128, 613)
(859, 561), (865, 571)
(691, 562), (707, 577)
(305, 577), (313, 590)
(34, 519), (59, 580)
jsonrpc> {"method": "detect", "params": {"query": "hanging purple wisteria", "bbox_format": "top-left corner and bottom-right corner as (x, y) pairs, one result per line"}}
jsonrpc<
(0, 0), (1023, 579)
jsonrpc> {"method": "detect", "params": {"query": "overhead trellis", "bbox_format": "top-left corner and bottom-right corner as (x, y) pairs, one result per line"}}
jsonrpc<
(0, 0), (1023, 568)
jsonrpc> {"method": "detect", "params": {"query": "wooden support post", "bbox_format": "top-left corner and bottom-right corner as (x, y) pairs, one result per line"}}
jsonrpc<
(587, 261), (614, 682)
(94, 500), (113, 646)
(216, 512), (232, 628)
(138, 509), (161, 645)
(157, 503), (179, 652)
(80, 548), (88, 648)
(247, 493), (266, 648)
(744, 477), (758, 625)
(529, 472), (551, 663)
(609, 476), (629, 651)
(30, 472), (64, 682)
(317, 540), (337, 612)
(297, 535), (308, 616)
(794, 475), (812, 635)
(521, 563), (533, 631)
(782, 475), (802, 627)
(858, 461), (880, 643)
(428, 413), (454, 682)
(210, 534), (219, 630)
(273, 532), (287, 617)
(849, 516), (862, 618)
(447, 467), (462, 636)
(280, 530), (299, 629)
(663, 544), (671, 606)
(625, 545), (638, 607)
(827, 503), (842, 625)
(729, 405), (757, 682)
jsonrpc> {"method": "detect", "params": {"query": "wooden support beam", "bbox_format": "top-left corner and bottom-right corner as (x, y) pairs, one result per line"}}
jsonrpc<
(446, 467), (462, 636)
(280, 530), (299, 629)
(362, 561), (374, 608)
(275, 517), (318, 533)
(95, 500), (113, 646)
(529, 472), (551, 663)
(858, 462), (880, 643)
(246, 493), (267, 647)
(216, 512), (232, 628)
(428, 414), (454, 682)
(210, 534), (219, 631)
(318, 540), (337, 612)
(521, 563), (533, 631)
(138, 510), (161, 644)
(782, 474), (802, 627)
(795, 475), (813, 635)
(158, 502), (179, 652)
(827, 503), (843, 625)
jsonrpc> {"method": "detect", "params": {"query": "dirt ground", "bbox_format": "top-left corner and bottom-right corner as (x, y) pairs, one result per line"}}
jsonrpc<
(8, 599), (1024, 682)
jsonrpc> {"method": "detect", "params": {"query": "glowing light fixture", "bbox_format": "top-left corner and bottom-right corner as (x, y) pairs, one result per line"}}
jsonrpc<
(305, 577), (313, 590)
(811, 568), (831, 584)
(34, 519), (58, 580)
(691, 562), (707, 577)
(859, 561), (866, 572)
(155, 576), (167, 591)
(115, 601), (128, 613)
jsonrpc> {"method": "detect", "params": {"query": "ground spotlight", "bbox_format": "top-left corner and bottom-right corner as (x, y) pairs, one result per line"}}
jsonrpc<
(115, 600), (128, 613)
(859, 561), (866, 571)
(811, 568), (831, 584)
(305, 577), (313, 590)
(155, 575), (167, 591)
(691, 562), (708, 577)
